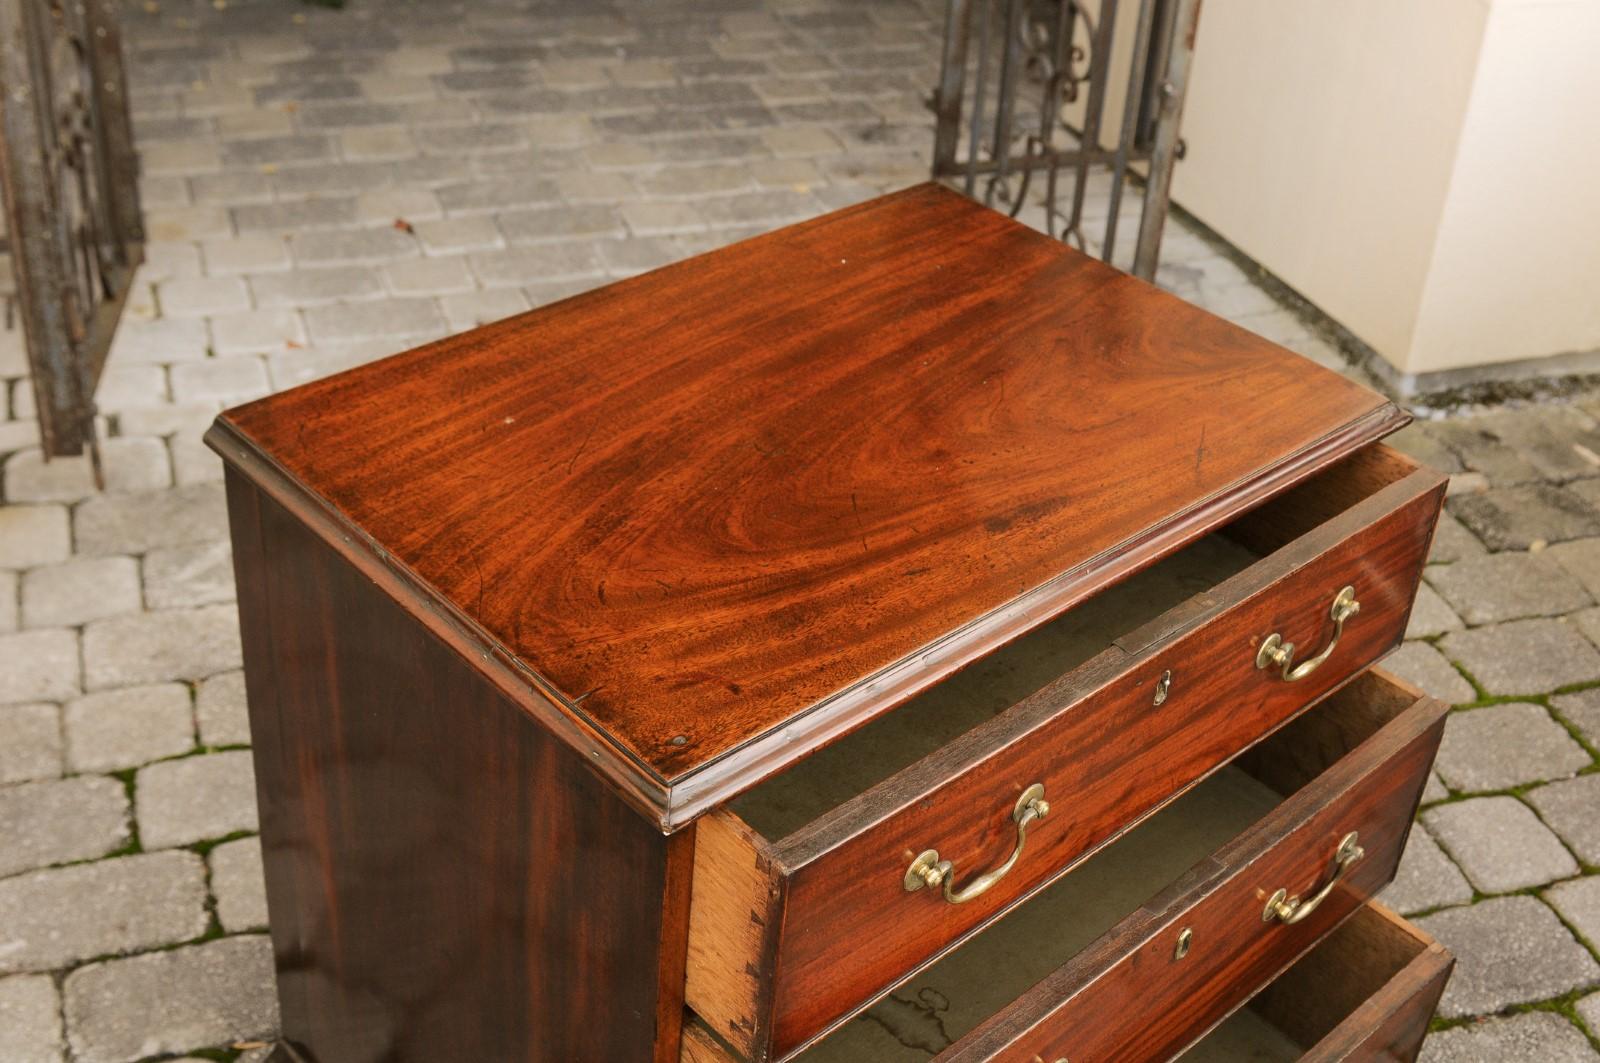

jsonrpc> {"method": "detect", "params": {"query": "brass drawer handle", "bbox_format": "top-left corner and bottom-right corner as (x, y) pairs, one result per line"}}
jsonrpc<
(1255, 586), (1360, 682)
(1262, 831), (1364, 925)
(904, 784), (1049, 904)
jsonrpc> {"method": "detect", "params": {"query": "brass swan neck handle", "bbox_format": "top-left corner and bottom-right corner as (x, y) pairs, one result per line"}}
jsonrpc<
(904, 784), (1050, 905)
(1256, 586), (1360, 683)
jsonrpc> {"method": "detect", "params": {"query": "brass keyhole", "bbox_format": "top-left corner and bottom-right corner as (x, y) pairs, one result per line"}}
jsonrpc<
(1153, 669), (1172, 707)
(1174, 927), (1193, 960)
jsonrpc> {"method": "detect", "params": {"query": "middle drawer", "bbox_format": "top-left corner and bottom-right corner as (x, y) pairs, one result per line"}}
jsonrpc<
(685, 444), (1444, 1062)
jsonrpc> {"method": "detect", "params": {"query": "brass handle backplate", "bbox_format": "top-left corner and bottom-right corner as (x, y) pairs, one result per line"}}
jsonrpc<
(1256, 586), (1360, 682)
(1262, 831), (1364, 925)
(905, 784), (1049, 905)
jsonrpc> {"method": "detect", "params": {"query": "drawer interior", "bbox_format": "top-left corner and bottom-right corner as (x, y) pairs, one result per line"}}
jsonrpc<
(1177, 903), (1438, 1062)
(728, 444), (1419, 840)
(766, 671), (1421, 1061)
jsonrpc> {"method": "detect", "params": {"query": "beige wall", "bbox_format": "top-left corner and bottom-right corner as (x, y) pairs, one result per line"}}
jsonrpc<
(1173, 0), (1600, 379)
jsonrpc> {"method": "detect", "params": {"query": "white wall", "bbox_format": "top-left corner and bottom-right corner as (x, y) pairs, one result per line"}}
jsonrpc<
(1173, 0), (1600, 378)
(1409, 0), (1600, 373)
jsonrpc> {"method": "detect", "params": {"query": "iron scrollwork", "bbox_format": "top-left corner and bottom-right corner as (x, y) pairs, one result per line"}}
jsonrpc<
(930, 0), (1201, 280)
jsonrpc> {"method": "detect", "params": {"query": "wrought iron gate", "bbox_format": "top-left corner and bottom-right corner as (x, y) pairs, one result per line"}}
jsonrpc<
(931, 0), (1201, 280)
(0, 0), (143, 466)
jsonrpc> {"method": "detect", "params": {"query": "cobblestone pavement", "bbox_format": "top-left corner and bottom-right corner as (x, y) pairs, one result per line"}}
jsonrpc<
(0, 0), (1597, 1060)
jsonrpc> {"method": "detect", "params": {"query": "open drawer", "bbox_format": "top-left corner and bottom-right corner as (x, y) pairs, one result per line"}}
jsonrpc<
(683, 669), (1446, 1062)
(1178, 903), (1452, 1063)
(685, 445), (1446, 1061)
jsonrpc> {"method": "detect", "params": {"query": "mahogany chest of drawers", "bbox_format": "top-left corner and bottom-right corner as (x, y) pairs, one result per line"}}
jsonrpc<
(209, 183), (1452, 1063)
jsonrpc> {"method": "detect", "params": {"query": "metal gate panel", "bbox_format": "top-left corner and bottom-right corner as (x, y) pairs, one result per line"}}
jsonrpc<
(0, 0), (144, 462)
(931, 0), (1201, 280)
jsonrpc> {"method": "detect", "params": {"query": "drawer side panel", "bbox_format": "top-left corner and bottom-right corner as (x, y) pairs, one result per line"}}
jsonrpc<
(686, 812), (786, 1057)
(227, 471), (690, 1063)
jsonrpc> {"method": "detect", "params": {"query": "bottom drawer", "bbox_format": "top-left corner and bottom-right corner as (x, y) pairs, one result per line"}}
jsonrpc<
(1179, 902), (1452, 1063)
(684, 903), (1450, 1063)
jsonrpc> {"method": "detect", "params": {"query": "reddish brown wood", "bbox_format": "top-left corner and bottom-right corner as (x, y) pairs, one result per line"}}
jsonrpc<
(936, 671), (1447, 1063)
(1259, 904), (1452, 1063)
(210, 182), (1404, 825)
(680, 448), (1445, 1060)
(1304, 947), (1451, 1062)
(226, 470), (691, 1063)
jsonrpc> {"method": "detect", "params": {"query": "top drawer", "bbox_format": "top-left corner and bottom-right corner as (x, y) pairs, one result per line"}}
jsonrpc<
(686, 443), (1446, 1062)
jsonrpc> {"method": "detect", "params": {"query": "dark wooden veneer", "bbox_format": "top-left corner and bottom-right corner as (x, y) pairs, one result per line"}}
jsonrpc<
(209, 183), (1404, 827)
(227, 473), (693, 1062)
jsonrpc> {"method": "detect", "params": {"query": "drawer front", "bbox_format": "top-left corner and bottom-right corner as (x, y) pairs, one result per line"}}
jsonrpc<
(754, 468), (1444, 1058)
(934, 677), (1446, 1063)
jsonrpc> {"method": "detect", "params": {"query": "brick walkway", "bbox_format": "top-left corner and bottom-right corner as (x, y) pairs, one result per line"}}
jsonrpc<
(0, 0), (1597, 1059)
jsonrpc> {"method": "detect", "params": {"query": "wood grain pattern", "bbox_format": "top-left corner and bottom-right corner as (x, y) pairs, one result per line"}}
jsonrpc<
(211, 182), (1404, 823)
(936, 670), (1446, 1063)
(1256, 903), (1451, 1062)
(682, 447), (1445, 1060)
(681, 1022), (743, 1063)
(685, 811), (784, 1058)
(227, 470), (690, 1062)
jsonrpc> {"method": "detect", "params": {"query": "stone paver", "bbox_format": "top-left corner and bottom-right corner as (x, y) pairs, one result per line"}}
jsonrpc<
(1553, 688), (1600, 747)
(142, 541), (235, 610)
(1406, 582), (1463, 638)
(1550, 537), (1600, 600)
(82, 604), (242, 690)
(0, 973), (63, 1063)
(135, 751), (258, 849)
(72, 483), (228, 557)
(1420, 1012), (1600, 1063)
(1381, 825), (1473, 915)
(3, 441), (170, 503)
(1428, 511), (1488, 563)
(0, 506), (70, 569)
(1528, 775), (1600, 867)
(210, 837), (269, 933)
(1580, 992), (1600, 1041)
(0, 704), (62, 784)
(1546, 876), (1600, 950)
(64, 685), (195, 773)
(62, 936), (277, 1063)
(0, 629), (80, 705)
(0, 777), (128, 878)
(1425, 797), (1579, 894)
(1382, 641), (1476, 704)
(1439, 618), (1600, 696)
(0, 852), (208, 974)
(0, 4), (1596, 1058)
(1416, 896), (1600, 1017)
(1426, 551), (1593, 624)
(196, 670), (251, 748)
(1433, 702), (1590, 791)
(19, 557), (142, 629)
(1429, 420), (1543, 485)
(1450, 484), (1600, 551)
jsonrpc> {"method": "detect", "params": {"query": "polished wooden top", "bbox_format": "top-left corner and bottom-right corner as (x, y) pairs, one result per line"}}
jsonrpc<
(210, 183), (1403, 823)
